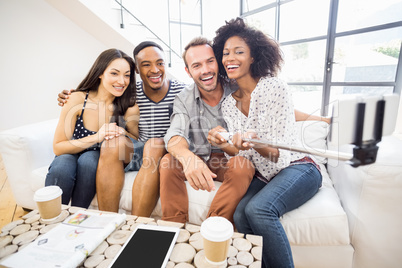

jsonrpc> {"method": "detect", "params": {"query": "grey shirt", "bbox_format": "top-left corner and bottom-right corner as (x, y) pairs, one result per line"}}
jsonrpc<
(164, 81), (236, 161)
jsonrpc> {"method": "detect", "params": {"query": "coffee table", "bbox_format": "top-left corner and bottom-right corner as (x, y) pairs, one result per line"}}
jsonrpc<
(0, 206), (262, 267)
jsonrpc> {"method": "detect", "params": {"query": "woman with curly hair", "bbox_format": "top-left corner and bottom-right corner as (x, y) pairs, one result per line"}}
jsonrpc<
(212, 17), (322, 268)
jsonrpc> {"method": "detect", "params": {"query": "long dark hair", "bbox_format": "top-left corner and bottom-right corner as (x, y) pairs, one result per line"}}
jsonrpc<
(76, 48), (136, 126)
(213, 17), (283, 80)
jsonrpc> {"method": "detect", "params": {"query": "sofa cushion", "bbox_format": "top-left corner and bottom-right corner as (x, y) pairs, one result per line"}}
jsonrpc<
(282, 163), (349, 246)
(295, 120), (330, 164)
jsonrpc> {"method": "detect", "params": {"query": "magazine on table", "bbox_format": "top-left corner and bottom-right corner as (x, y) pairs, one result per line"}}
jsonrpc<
(0, 210), (126, 268)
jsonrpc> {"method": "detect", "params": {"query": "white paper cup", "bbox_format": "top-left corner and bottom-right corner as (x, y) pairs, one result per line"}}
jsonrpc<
(34, 186), (63, 221)
(200, 216), (233, 265)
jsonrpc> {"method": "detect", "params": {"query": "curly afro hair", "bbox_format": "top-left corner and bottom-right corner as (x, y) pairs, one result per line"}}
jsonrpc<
(213, 17), (283, 80)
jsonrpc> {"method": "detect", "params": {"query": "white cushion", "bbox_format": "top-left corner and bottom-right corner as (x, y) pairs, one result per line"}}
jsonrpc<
(295, 120), (330, 164)
(282, 164), (349, 246)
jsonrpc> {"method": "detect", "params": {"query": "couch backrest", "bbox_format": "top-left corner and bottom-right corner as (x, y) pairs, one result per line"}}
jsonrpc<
(295, 120), (330, 164)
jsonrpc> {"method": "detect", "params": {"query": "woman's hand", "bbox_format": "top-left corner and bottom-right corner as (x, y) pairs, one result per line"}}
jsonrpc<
(232, 130), (258, 151)
(207, 126), (230, 147)
(97, 123), (125, 142)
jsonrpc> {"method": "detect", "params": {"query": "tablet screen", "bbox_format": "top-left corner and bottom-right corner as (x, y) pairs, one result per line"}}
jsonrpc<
(109, 225), (179, 268)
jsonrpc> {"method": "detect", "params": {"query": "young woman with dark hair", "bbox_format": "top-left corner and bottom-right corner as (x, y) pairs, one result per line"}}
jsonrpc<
(213, 18), (322, 268)
(45, 48), (139, 208)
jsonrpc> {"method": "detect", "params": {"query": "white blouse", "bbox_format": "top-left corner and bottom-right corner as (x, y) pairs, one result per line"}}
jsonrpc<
(222, 76), (305, 182)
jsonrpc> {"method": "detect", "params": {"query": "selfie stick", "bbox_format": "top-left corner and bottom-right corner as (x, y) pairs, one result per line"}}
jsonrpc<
(244, 99), (386, 168)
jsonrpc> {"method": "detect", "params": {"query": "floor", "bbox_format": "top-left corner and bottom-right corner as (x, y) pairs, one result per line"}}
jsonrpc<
(0, 154), (27, 231)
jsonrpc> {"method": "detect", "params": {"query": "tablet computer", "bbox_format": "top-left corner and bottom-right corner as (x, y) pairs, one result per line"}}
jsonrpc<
(108, 224), (180, 268)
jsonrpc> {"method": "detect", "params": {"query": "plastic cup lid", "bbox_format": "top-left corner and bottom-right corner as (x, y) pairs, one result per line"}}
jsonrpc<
(200, 216), (233, 242)
(34, 186), (63, 202)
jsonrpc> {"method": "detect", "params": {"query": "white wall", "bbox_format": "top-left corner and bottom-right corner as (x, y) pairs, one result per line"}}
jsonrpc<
(202, 0), (240, 40)
(0, 0), (108, 130)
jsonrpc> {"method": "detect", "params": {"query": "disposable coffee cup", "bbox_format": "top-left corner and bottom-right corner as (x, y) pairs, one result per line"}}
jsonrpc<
(200, 216), (233, 265)
(34, 186), (63, 221)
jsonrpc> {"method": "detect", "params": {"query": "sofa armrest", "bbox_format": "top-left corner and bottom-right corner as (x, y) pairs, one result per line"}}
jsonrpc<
(0, 119), (58, 208)
(327, 135), (402, 268)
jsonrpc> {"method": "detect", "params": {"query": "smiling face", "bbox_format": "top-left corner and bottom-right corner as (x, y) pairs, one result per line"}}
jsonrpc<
(222, 36), (254, 81)
(135, 46), (167, 91)
(98, 58), (131, 97)
(184, 44), (219, 93)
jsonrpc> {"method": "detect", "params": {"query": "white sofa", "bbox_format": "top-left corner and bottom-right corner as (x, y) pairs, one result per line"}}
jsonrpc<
(1, 119), (401, 268)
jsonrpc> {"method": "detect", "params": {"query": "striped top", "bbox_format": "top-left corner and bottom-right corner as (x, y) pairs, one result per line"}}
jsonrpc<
(136, 80), (185, 142)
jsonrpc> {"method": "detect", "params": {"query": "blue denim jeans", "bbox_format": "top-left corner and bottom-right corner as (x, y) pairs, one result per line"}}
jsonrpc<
(233, 163), (322, 268)
(124, 138), (145, 172)
(45, 150), (100, 208)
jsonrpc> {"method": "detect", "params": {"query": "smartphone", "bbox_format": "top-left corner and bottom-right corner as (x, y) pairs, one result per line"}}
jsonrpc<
(329, 94), (399, 146)
(108, 224), (180, 268)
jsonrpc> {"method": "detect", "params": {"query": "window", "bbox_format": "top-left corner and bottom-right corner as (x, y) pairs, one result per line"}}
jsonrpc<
(241, 0), (402, 115)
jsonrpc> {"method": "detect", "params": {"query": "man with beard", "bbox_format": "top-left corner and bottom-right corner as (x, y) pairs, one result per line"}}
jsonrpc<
(159, 37), (256, 224)
(58, 41), (186, 216)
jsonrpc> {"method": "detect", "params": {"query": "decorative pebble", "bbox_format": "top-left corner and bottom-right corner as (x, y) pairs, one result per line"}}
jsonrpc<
(228, 245), (239, 257)
(96, 258), (113, 268)
(0, 232), (9, 237)
(90, 241), (109, 256)
(120, 225), (130, 231)
(174, 263), (194, 268)
(126, 219), (135, 226)
(246, 234), (263, 247)
(188, 232), (203, 251)
(135, 217), (155, 224)
(170, 243), (196, 263)
(166, 261), (175, 268)
(84, 254), (104, 267)
(21, 210), (39, 220)
(104, 244), (121, 259)
(0, 244), (18, 259)
(233, 238), (252, 251)
(40, 223), (58, 234)
(251, 246), (262, 261)
(130, 223), (141, 231)
(10, 224), (31, 236)
(233, 232), (245, 239)
(30, 224), (43, 231)
(177, 229), (190, 243)
(236, 251), (254, 266)
(12, 230), (39, 246)
(249, 261), (262, 268)
(228, 256), (238, 266)
(0, 235), (13, 248)
(31, 221), (40, 226)
(107, 230), (131, 245)
(185, 223), (200, 234)
(125, 215), (137, 221)
(157, 220), (185, 229)
(1, 220), (24, 233)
